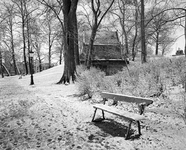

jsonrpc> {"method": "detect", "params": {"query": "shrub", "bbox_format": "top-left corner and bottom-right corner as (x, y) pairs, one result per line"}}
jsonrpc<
(76, 65), (87, 75)
(76, 66), (106, 98)
(106, 61), (166, 97)
(169, 57), (186, 86)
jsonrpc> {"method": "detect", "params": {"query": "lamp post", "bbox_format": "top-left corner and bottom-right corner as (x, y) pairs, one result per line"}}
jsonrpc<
(29, 50), (34, 85)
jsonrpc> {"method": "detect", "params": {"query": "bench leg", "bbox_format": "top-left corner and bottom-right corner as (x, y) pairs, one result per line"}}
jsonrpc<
(125, 121), (132, 140)
(92, 108), (97, 122)
(137, 121), (141, 135)
(102, 110), (105, 120)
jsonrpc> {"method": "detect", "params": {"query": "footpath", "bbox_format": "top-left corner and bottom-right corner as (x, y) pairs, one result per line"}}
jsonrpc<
(0, 69), (186, 150)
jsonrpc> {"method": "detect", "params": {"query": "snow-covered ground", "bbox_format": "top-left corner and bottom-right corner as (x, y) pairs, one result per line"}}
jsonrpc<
(0, 65), (186, 150)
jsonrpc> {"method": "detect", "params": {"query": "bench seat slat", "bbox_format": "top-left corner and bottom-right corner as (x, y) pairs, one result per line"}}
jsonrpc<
(101, 92), (153, 105)
(93, 104), (146, 121)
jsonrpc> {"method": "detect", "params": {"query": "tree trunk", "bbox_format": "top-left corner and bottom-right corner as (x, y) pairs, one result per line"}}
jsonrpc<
(25, 14), (31, 74)
(123, 27), (129, 54)
(10, 22), (17, 75)
(38, 56), (42, 72)
(35, 43), (42, 72)
(48, 25), (52, 68)
(0, 51), (4, 78)
(57, 0), (78, 84)
(185, 11), (186, 57)
(132, 2), (138, 61)
(155, 32), (159, 55)
(140, 0), (147, 63)
(74, 12), (80, 65)
(85, 0), (114, 69)
(85, 25), (97, 69)
(120, 4), (129, 55)
(59, 42), (63, 65)
(21, 1), (28, 75)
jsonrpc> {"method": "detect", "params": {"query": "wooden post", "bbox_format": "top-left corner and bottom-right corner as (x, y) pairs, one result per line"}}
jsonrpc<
(125, 121), (132, 140)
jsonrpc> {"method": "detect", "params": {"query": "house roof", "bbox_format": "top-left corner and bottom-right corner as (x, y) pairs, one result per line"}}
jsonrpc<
(83, 30), (120, 45)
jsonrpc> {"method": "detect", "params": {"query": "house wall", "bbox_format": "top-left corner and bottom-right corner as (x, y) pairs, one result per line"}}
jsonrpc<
(92, 60), (128, 75)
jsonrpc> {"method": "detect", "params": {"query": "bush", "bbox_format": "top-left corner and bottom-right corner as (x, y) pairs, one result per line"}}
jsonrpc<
(104, 61), (165, 97)
(77, 58), (186, 124)
(168, 57), (186, 86)
(77, 66), (106, 98)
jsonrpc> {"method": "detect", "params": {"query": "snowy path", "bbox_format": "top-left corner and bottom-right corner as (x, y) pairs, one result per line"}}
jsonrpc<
(1, 66), (186, 150)
(0, 76), (98, 150)
(0, 75), (132, 150)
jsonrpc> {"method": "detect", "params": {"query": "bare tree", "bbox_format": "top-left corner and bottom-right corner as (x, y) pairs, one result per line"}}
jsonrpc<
(38, 0), (79, 84)
(146, 7), (174, 55)
(109, 0), (140, 60)
(42, 9), (58, 68)
(144, 0), (186, 57)
(58, 0), (79, 83)
(131, 0), (140, 61)
(85, 0), (115, 69)
(0, 41), (3, 77)
(55, 25), (64, 65)
(140, 0), (146, 63)
(3, 3), (18, 75)
(12, 0), (29, 74)
(31, 18), (43, 72)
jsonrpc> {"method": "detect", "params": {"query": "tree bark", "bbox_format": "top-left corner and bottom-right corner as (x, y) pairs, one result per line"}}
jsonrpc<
(74, 12), (80, 65)
(0, 51), (4, 78)
(86, 25), (97, 69)
(59, 42), (63, 65)
(57, 0), (78, 84)
(85, 0), (114, 69)
(10, 19), (17, 75)
(185, 10), (186, 57)
(24, 1), (31, 74)
(20, 0), (28, 74)
(48, 26), (52, 68)
(155, 32), (159, 55)
(140, 0), (147, 63)
(132, 1), (138, 61)
(123, 26), (129, 54)
(22, 22), (28, 74)
(120, 2), (129, 54)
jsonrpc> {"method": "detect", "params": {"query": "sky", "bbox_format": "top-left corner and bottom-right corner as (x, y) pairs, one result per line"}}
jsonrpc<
(170, 27), (185, 55)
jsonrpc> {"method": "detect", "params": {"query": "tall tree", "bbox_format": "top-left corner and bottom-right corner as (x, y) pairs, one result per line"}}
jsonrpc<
(42, 9), (58, 68)
(58, 0), (78, 83)
(4, 3), (18, 75)
(184, 10), (186, 57)
(85, 0), (115, 69)
(0, 36), (3, 77)
(146, 8), (173, 55)
(74, 9), (80, 65)
(31, 18), (43, 72)
(55, 25), (64, 65)
(140, 0), (146, 63)
(131, 0), (140, 61)
(12, 0), (29, 74)
(0, 51), (3, 78)
(109, 0), (140, 60)
(38, 0), (79, 83)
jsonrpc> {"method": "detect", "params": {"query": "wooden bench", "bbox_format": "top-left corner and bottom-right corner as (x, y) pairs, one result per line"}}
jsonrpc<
(92, 92), (153, 140)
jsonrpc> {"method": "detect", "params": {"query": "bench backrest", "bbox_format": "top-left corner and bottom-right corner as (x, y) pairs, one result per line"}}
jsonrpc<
(101, 92), (153, 105)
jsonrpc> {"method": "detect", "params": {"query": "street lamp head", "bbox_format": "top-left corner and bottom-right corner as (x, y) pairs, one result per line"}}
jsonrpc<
(29, 51), (34, 58)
